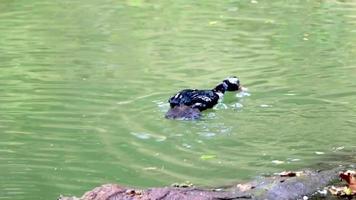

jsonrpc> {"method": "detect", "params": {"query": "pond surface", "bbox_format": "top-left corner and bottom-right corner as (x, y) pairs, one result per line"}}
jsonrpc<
(1, 0), (356, 199)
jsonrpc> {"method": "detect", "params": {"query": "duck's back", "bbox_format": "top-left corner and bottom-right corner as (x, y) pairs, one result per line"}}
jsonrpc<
(169, 89), (219, 111)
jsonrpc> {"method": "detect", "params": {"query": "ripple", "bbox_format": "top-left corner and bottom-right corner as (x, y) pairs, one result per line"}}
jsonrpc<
(1, 0), (356, 199)
(130, 132), (167, 142)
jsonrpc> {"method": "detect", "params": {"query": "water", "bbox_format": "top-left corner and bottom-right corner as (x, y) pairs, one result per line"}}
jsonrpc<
(0, 0), (356, 199)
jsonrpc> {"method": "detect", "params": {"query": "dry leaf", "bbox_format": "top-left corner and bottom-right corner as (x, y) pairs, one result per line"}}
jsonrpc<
(339, 170), (356, 194)
(328, 186), (352, 196)
(236, 183), (253, 192)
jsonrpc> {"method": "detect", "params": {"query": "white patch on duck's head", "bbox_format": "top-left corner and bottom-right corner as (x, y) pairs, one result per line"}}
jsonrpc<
(223, 76), (240, 91)
(226, 77), (239, 85)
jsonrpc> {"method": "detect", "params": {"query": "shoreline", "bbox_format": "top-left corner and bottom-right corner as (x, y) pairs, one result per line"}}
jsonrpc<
(59, 166), (349, 200)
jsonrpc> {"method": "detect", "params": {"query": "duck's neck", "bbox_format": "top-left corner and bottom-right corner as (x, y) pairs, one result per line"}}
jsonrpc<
(213, 82), (227, 94)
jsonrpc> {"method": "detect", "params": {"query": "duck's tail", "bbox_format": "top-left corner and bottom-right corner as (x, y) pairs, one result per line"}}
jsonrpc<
(165, 105), (201, 120)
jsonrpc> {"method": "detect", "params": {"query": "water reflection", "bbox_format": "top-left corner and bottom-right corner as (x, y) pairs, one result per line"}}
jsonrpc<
(0, 0), (356, 200)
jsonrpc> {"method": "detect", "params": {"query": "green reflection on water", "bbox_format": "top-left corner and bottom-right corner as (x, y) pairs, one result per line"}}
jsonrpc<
(0, 0), (355, 199)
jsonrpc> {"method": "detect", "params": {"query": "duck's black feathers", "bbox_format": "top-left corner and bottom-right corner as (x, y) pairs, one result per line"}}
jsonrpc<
(169, 89), (219, 111)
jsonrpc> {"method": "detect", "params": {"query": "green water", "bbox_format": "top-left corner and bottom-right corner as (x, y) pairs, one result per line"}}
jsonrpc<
(1, 0), (356, 199)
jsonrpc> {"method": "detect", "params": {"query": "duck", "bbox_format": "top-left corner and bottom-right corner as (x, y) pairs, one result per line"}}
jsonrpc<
(165, 76), (241, 120)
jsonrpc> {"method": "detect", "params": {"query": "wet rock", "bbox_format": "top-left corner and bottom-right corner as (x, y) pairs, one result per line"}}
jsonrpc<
(251, 169), (341, 200)
(59, 185), (251, 200)
(59, 167), (346, 200)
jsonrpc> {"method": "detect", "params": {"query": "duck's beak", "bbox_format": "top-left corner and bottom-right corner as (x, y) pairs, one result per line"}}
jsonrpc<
(238, 85), (248, 92)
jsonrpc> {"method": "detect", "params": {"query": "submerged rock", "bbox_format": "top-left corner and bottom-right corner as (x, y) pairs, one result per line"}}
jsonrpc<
(165, 105), (201, 120)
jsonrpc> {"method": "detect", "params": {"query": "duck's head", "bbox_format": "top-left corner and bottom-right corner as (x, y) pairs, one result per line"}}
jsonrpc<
(223, 76), (240, 91)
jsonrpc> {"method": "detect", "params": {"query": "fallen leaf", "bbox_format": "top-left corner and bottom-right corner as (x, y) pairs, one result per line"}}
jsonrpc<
(143, 167), (158, 171)
(344, 187), (352, 195)
(339, 170), (356, 194)
(200, 155), (216, 160)
(171, 181), (193, 188)
(328, 186), (350, 196)
(272, 160), (284, 165)
(328, 170), (356, 197)
(236, 183), (253, 192)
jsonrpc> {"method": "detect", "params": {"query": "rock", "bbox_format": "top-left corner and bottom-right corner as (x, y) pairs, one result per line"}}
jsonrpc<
(59, 167), (345, 200)
(165, 105), (201, 120)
